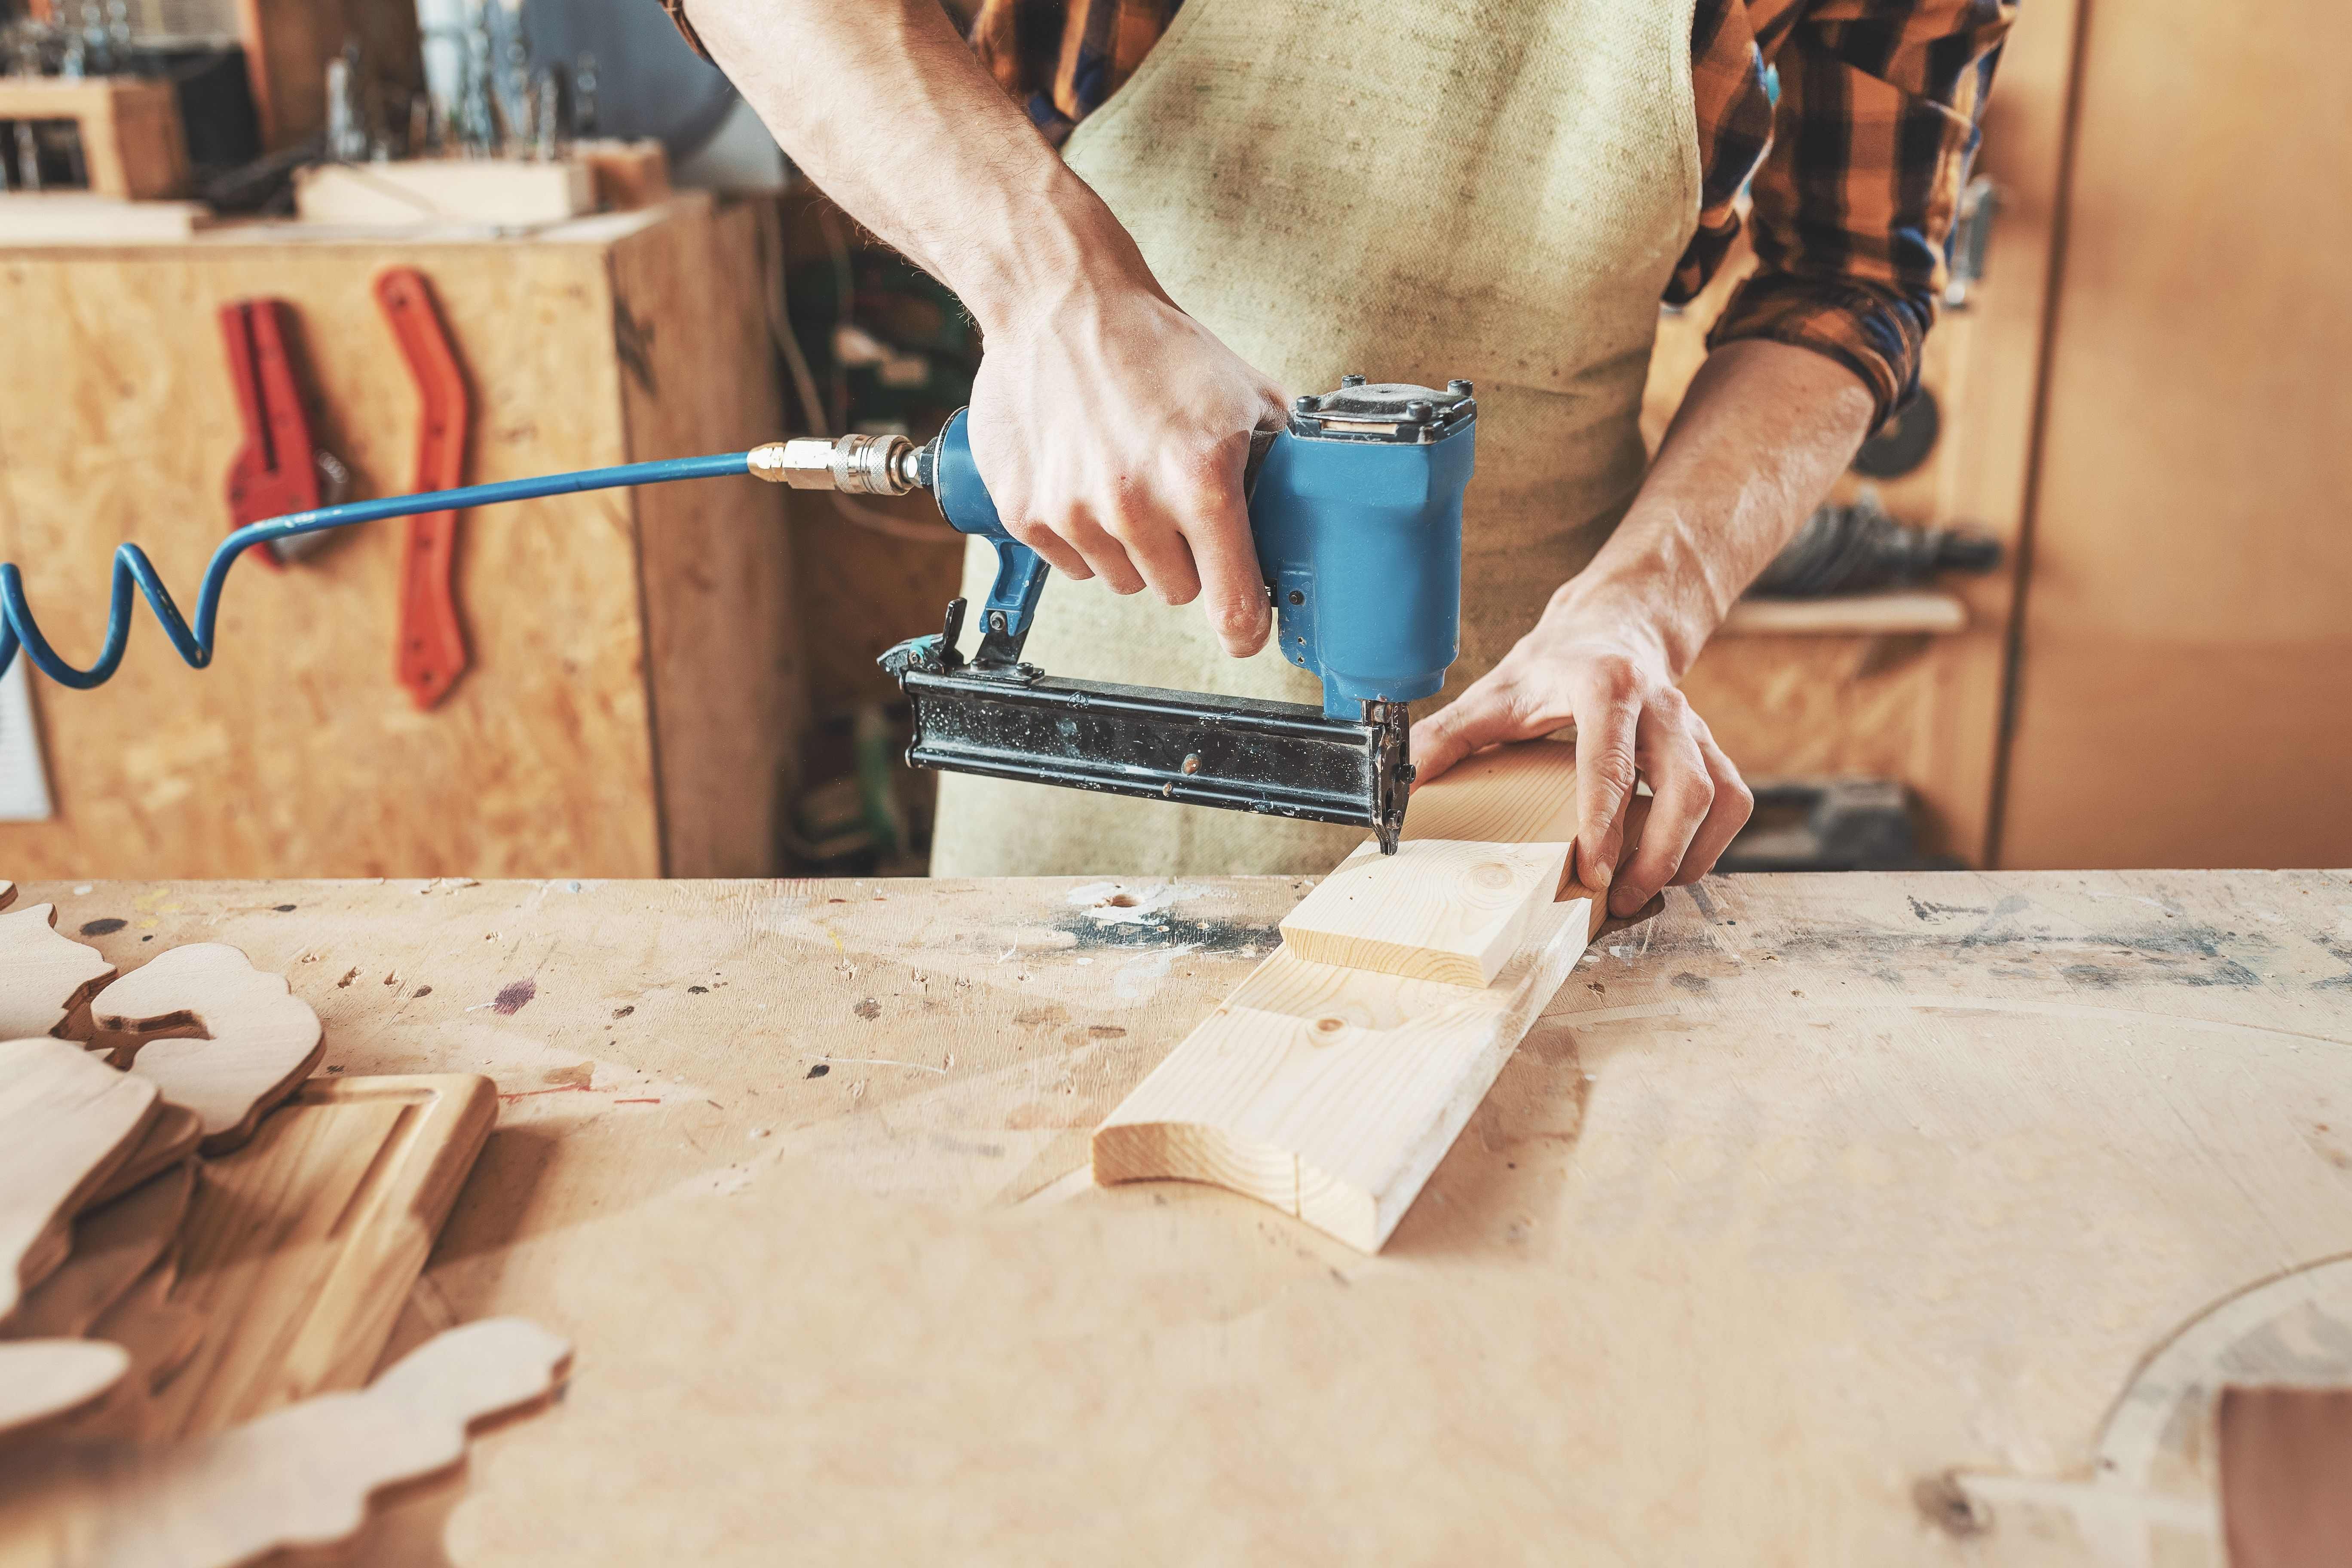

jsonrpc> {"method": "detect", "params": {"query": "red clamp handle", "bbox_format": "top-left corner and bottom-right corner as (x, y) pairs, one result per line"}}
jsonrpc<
(375, 267), (472, 710)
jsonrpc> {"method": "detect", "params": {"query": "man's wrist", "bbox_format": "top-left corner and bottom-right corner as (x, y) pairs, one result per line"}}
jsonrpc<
(1548, 514), (1728, 680)
(952, 169), (1159, 340)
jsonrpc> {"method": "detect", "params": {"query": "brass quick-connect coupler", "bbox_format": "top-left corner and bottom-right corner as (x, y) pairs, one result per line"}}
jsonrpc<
(748, 433), (923, 496)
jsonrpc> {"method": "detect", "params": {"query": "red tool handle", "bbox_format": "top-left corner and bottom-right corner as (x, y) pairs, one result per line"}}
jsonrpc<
(218, 300), (322, 572)
(374, 267), (472, 710)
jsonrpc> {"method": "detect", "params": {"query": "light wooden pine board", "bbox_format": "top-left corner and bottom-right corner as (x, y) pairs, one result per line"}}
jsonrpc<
(1279, 836), (1572, 986)
(143, 1074), (496, 1440)
(1094, 739), (1604, 1250)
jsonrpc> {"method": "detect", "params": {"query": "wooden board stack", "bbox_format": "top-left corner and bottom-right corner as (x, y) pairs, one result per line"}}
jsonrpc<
(0, 887), (542, 1562)
(1094, 740), (1632, 1251)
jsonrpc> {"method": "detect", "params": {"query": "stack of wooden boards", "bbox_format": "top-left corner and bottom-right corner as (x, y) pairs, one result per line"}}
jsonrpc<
(0, 882), (566, 1565)
(1094, 739), (1630, 1251)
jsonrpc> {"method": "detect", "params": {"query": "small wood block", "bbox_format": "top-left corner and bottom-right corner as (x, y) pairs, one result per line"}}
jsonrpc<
(0, 902), (116, 1040)
(143, 1073), (497, 1441)
(0, 1338), (128, 1446)
(94, 943), (325, 1155)
(577, 138), (671, 211)
(0, 1318), (569, 1567)
(1279, 838), (1573, 986)
(292, 158), (595, 225)
(0, 1038), (159, 1320)
(1398, 738), (1579, 843)
(2, 1161), (193, 1341)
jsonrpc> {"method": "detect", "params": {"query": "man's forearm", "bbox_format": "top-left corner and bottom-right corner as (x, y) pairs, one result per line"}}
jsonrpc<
(1564, 339), (1876, 674)
(686, 0), (1145, 333)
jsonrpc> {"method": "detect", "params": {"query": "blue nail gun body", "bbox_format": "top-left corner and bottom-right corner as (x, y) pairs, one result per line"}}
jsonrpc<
(874, 377), (1477, 853)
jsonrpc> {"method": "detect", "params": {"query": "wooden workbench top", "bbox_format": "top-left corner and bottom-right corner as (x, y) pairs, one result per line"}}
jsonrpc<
(23, 870), (2352, 1563)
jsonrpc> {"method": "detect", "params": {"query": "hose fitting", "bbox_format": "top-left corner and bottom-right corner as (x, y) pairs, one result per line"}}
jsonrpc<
(749, 433), (922, 496)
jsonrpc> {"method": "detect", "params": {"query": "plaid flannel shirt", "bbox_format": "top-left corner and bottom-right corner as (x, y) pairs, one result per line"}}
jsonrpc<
(964, 0), (2015, 428)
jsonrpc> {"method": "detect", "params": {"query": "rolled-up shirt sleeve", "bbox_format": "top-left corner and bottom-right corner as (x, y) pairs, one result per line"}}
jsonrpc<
(1709, 0), (2016, 430)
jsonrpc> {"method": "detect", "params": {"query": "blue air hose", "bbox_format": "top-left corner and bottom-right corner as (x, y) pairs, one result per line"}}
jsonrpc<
(0, 452), (753, 689)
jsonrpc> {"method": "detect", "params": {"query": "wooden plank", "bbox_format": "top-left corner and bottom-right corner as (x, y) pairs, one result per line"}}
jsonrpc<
(0, 195), (211, 244)
(1095, 739), (1607, 1250)
(1279, 837), (1571, 986)
(1718, 591), (1968, 637)
(1999, 0), (2352, 868)
(293, 160), (597, 226)
(144, 1073), (495, 1440)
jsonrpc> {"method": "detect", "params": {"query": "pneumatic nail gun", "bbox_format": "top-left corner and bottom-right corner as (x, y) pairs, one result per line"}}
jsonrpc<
(756, 376), (1476, 854)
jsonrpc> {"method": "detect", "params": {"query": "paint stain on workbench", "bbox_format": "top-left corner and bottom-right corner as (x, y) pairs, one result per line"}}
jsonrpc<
(78, 917), (127, 936)
(492, 979), (537, 1015)
(806, 1063), (830, 1078)
(854, 998), (882, 1020)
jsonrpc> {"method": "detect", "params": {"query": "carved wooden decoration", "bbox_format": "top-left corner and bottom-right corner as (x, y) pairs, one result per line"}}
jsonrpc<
(0, 1038), (160, 1320)
(0, 903), (116, 1041)
(92, 945), (324, 1155)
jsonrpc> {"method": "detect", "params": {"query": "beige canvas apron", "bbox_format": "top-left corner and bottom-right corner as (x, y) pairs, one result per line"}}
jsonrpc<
(931, 0), (1700, 876)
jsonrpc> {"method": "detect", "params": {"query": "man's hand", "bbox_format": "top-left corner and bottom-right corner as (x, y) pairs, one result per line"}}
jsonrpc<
(967, 277), (1288, 658)
(687, 0), (1284, 659)
(1412, 584), (1753, 917)
(1410, 340), (1877, 913)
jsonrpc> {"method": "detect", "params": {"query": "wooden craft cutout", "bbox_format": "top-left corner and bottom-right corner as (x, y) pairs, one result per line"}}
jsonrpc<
(1096, 740), (1642, 1252)
(0, 1038), (160, 1320)
(0, 903), (117, 1041)
(0, 1339), (129, 1446)
(0, 880), (14, 910)
(2, 1163), (194, 1341)
(0, 1318), (570, 1567)
(1280, 838), (1574, 986)
(93, 944), (324, 1155)
(147, 1073), (498, 1441)
(84, 1104), (203, 1210)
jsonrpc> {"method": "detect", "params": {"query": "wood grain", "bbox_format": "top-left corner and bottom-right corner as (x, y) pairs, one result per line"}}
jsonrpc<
(0, 1038), (158, 1320)
(1, 1163), (193, 1341)
(144, 1073), (496, 1441)
(94, 944), (324, 1155)
(7, 871), (2352, 1562)
(1097, 739), (1606, 1250)
(1279, 838), (1572, 986)
(0, 903), (116, 1040)
(0, 1317), (569, 1568)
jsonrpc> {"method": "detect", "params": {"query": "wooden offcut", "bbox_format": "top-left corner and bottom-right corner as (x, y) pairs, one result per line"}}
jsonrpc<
(0, 902), (113, 1039)
(1095, 739), (1615, 1250)
(292, 159), (596, 226)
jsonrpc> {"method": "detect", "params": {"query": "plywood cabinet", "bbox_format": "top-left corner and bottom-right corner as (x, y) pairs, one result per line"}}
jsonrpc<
(0, 196), (802, 878)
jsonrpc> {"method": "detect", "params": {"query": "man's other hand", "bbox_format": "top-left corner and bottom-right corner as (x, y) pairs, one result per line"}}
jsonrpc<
(966, 280), (1289, 659)
(1409, 585), (1754, 917)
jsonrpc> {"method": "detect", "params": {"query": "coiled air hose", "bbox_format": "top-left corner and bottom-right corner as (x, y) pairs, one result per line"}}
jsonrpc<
(0, 453), (753, 688)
